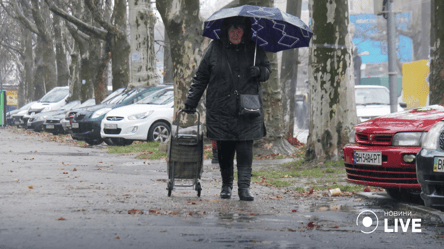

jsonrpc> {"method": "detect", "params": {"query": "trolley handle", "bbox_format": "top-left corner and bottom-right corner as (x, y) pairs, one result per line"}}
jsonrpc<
(175, 109), (201, 143)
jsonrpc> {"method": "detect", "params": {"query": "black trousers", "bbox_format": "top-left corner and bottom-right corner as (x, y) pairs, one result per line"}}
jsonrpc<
(216, 140), (253, 171)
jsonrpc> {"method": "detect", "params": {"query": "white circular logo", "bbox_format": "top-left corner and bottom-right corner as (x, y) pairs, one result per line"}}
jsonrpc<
(356, 210), (379, 234)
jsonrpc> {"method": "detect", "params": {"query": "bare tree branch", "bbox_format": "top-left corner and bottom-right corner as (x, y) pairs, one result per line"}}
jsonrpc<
(9, 0), (39, 34)
(84, 0), (118, 34)
(44, 0), (108, 40)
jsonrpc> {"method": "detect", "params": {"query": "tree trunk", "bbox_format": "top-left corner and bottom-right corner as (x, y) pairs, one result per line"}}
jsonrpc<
(31, 0), (57, 95)
(237, 0), (295, 156)
(280, 0), (302, 139)
(430, 0), (444, 105)
(22, 26), (33, 103)
(69, 50), (81, 101)
(128, 0), (158, 88)
(156, 0), (206, 116)
(305, 0), (358, 162)
(53, 13), (70, 87)
(163, 29), (174, 84)
(109, 0), (130, 90)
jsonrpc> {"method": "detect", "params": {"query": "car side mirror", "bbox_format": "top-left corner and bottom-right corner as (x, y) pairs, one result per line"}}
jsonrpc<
(399, 102), (407, 108)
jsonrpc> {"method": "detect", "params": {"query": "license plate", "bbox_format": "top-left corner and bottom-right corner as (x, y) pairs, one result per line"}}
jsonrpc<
(434, 157), (444, 172)
(46, 125), (54, 129)
(104, 123), (118, 129)
(72, 123), (79, 128)
(353, 151), (382, 165)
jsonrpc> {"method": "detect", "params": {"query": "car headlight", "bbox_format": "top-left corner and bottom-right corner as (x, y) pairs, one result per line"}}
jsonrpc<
(349, 128), (356, 143)
(91, 108), (112, 119)
(128, 111), (154, 120)
(392, 132), (425, 147)
(421, 121), (444, 150)
(36, 115), (48, 121)
(42, 106), (51, 112)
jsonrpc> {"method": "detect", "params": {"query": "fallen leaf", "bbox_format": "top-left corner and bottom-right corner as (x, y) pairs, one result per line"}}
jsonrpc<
(149, 209), (156, 213)
(73, 168), (77, 171)
(291, 209), (297, 213)
(307, 222), (315, 229)
(331, 226), (339, 228)
(58, 217), (66, 220)
(308, 187), (315, 195)
(363, 186), (372, 192)
(115, 236), (120, 239)
(318, 207), (329, 211)
(128, 209), (143, 214)
(28, 186), (33, 189)
(63, 172), (68, 174)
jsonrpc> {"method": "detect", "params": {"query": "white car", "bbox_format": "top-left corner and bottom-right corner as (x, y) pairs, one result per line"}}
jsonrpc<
(355, 85), (406, 122)
(101, 87), (174, 143)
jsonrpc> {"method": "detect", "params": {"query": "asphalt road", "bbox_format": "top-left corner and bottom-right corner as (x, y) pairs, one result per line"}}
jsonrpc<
(1, 127), (444, 249)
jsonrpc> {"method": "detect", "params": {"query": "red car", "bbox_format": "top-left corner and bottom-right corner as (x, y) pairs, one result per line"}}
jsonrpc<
(343, 105), (444, 201)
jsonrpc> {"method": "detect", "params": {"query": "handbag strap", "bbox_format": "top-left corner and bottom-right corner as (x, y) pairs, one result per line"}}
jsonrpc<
(223, 48), (239, 96)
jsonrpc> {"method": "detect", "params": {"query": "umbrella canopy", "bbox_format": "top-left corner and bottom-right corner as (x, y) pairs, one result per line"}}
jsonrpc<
(203, 5), (313, 53)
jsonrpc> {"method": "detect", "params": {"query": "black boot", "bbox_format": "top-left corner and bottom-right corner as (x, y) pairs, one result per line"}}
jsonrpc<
(220, 164), (233, 199)
(211, 148), (219, 164)
(238, 166), (254, 201)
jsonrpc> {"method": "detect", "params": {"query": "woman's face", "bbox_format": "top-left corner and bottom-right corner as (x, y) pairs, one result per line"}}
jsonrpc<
(228, 26), (244, 45)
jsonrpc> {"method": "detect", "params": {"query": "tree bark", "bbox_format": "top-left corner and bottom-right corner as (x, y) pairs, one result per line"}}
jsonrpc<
(280, 0), (302, 139)
(22, 26), (33, 103)
(128, 0), (158, 88)
(156, 0), (206, 116)
(430, 0), (444, 105)
(53, 12), (70, 87)
(305, 0), (358, 162)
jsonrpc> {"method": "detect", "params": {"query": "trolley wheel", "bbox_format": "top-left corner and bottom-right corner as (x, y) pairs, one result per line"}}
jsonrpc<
(167, 182), (173, 197)
(196, 182), (202, 197)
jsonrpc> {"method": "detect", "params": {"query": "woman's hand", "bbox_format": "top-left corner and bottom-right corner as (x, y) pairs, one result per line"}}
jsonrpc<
(249, 66), (260, 79)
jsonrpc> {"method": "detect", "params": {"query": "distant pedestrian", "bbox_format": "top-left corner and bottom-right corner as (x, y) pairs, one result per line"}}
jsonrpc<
(184, 16), (271, 201)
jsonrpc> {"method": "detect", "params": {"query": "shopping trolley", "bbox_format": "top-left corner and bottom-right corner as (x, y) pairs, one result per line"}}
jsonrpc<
(167, 109), (203, 197)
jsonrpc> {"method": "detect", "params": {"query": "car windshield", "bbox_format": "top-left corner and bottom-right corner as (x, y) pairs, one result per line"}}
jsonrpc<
(40, 88), (69, 103)
(107, 89), (137, 104)
(60, 101), (80, 111)
(80, 99), (96, 107)
(355, 87), (390, 105)
(102, 88), (125, 103)
(137, 90), (174, 105)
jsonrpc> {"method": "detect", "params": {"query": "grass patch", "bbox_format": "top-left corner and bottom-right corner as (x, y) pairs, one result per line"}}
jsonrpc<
(295, 187), (305, 193)
(325, 160), (344, 167)
(281, 159), (304, 169)
(323, 167), (337, 173)
(107, 142), (167, 160)
(330, 184), (365, 193)
(268, 180), (291, 187)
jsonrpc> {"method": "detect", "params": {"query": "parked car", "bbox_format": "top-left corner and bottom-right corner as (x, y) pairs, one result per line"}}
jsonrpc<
(11, 101), (38, 127)
(355, 85), (406, 123)
(26, 100), (82, 132)
(416, 117), (444, 208)
(343, 105), (444, 202)
(71, 85), (170, 145)
(23, 86), (70, 127)
(6, 101), (36, 126)
(101, 86), (174, 145)
(43, 99), (96, 135)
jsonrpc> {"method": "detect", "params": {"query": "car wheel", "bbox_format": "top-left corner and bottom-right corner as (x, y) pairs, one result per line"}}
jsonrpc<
(110, 138), (133, 146)
(84, 138), (103, 146)
(148, 121), (171, 143)
(385, 188), (403, 200)
(103, 138), (114, 145)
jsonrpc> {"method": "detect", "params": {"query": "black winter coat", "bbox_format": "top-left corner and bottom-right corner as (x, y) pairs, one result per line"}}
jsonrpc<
(185, 39), (271, 141)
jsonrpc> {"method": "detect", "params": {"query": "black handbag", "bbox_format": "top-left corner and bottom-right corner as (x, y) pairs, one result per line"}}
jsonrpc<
(224, 49), (261, 118)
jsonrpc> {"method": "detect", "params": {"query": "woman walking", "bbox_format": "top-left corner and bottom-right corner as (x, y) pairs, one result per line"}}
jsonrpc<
(184, 16), (271, 201)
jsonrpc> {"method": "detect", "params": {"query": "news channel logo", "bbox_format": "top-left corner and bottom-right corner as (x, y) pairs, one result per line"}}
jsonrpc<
(356, 210), (379, 234)
(356, 210), (422, 234)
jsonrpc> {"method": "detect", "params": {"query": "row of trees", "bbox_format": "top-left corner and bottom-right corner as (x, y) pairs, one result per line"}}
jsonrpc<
(1, 0), (443, 162)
